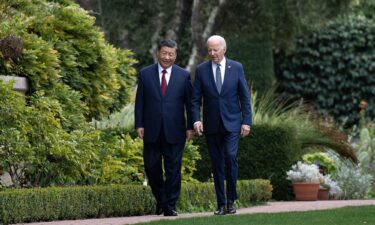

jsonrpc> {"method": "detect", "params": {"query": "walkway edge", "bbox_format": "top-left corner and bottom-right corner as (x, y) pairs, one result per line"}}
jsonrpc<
(14, 200), (375, 225)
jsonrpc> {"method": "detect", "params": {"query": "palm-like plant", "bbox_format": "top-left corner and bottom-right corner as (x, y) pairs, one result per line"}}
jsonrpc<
(251, 86), (357, 162)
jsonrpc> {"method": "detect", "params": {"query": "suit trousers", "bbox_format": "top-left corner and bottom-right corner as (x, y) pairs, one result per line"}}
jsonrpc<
(206, 120), (240, 206)
(143, 127), (185, 211)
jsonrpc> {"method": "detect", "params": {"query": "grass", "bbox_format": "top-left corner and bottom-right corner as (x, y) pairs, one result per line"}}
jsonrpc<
(135, 205), (375, 225)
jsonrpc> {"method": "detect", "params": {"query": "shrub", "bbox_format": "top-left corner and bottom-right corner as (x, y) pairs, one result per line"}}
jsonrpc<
(0, 180), (271, 224)
(303, 152), (337, 175)
(0, 81), (143, 186)
(329, 151), (373, 199)
(93, 104), (202, 183)
(351, 124), (375, 175)
(0, 0), (137, 122)
(276, 16), (375, 126)
(193, 124), (299, 200)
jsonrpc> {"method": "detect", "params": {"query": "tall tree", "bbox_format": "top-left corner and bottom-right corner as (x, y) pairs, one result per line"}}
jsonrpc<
(74, 0), (353, 92)
(186, 0), (228, 74)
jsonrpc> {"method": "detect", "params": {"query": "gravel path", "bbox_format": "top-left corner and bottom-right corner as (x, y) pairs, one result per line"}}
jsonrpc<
(14, 199), (375, 225)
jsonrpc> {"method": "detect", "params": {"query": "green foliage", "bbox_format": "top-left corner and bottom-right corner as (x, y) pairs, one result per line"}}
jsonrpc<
(193, 124), (299, 201)
(350, 122), (375, 176)
(92, 103), (135, 132)
(92, 103), (202, 183)
(252, 87), (357, 162)
(0, 180), (271, 224)
(352, 0), (375, 20)
(225, 33), (274, 93)
(193, 88), (357, 200)
(303, 152), (337, 175)
(329, 151), (373, 199)
(97, 131), (144, 184)
(181, 141), (201, 183)
(276, 16), (375, 126)
(0, 81), (147, 187)
(0, 81), (33, 187)
(238, 125), (299, 200)
(0, 81), (102, 186)
(0, 0), (137, 121)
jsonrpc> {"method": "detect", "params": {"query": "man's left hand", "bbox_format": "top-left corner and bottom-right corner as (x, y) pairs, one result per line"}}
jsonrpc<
(241, 125), (250, 137)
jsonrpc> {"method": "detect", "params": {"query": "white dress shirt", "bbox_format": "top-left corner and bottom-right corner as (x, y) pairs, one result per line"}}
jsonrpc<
(212, 58), (226, 83)
(158, 64), (172, 85)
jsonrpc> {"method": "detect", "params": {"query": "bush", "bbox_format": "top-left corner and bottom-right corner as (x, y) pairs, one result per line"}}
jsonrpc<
(276, 16), (375, 126)
(0, 81), (142, 187)
(0, 0), (137, 122)
(0, 180), (272, 224)
(193, 124), (299, 200)
(303, 152), (337, 175)
(329, 151), (373, 199)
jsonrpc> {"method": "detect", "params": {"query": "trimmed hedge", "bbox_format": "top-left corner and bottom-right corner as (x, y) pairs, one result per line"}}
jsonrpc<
(193, 124), (299, 200)
(0, 180), (271, 224)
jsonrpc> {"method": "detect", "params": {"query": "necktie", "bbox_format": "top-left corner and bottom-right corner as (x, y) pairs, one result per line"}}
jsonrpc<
(161, 69), (167, 96)
(216, 64), (222, 93)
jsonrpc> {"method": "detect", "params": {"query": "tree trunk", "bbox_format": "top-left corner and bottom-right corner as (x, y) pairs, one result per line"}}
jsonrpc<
(149, 12), (165, 63)
(166, 0), (193, 43)
(186, 0), (228, 75)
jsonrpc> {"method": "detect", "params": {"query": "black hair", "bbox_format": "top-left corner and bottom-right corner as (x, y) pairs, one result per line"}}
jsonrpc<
(157, 39), (178, 50)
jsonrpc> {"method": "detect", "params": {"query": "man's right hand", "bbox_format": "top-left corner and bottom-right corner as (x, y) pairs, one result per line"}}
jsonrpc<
(136, 127), (144, 139)
(194, 122), (204, 136)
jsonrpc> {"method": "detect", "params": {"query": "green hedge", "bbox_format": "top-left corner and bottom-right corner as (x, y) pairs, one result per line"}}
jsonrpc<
(193, 124), (299, 200)
(0, 180), (271, 224)
(276, 16), (375, 126)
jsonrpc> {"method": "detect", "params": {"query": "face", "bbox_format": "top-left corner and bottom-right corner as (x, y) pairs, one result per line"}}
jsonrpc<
(157, 46), (177, 69)
(207, 39), (226, 64)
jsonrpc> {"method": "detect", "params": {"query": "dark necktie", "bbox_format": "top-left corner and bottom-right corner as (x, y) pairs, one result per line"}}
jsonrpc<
(161, 69), (167, 96)
(216, 64), (222, 93)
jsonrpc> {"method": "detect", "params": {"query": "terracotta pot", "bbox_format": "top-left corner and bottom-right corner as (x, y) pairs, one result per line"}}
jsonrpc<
(293, 182), (320, 201)
(318, 188), (329, 200)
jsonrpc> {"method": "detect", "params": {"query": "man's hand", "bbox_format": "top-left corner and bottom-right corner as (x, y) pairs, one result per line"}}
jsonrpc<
(194, 122), (204, 136)
(136, 127), (144, 139)
(240, 125), (250, 137)
(186, 130), (194, 140)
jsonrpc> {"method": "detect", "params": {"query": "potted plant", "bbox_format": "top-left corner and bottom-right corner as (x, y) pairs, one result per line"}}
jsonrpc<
(303, 152), (337, 200)
(320, 174), (342, 200)
(286, 161), (323, 201)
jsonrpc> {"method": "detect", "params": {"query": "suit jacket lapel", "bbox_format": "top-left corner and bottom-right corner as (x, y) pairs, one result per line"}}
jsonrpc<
(222, 59), (232, 93)
(164, 65), (176, 97)
(207, 61), (219, 94)
(151, 64), (162, 97)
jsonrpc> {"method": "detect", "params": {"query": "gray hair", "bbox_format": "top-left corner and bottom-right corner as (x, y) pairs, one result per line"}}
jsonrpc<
(207, 35), (226, 50)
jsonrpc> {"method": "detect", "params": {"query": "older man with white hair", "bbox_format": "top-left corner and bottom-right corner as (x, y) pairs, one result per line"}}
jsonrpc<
(191, 35), (252, 215)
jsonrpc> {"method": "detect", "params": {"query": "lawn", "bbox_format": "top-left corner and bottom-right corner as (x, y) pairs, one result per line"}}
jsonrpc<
(135, 205), (375, 225)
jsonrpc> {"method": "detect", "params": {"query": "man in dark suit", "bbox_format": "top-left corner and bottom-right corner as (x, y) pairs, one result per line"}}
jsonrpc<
(135, 39), (193, 217)
(191, 35), (252, 215)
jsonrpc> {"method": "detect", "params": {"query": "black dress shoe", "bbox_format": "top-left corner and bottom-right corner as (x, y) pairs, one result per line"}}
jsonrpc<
(156, 204), (164, 215)
(164, 209), (178, 216)
(227, 202), (236, 214)
(214, 205), (226, 215)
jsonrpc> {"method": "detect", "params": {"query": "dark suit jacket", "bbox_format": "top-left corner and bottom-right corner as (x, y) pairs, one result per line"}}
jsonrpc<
(191, 58), (252, 134)
(135, 64), (193, 143)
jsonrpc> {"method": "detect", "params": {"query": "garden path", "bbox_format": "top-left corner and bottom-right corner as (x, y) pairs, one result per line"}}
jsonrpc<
(14, 199), (375, 225)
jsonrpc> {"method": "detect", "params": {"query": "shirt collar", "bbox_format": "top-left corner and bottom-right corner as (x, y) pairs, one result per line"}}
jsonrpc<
(213, 57), (226, 68)
(158, 64), (172, 75)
